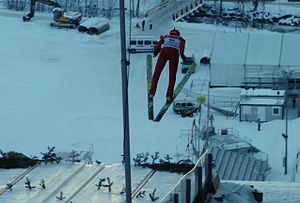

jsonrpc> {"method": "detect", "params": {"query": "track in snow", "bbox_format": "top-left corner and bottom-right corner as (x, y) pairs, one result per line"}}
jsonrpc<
(63, 165), (105, 202)
(37, 163), (89, 202)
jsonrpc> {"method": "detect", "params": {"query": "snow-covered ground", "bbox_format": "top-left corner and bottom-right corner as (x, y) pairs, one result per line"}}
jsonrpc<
(0, 0), (300, 202)
(0, 163), (184, 202)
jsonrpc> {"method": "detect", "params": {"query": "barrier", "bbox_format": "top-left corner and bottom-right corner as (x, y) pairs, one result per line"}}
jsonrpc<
(172, 0), (203, 21)
(145, 0), (174, 17)
(159, 149), (209, 203)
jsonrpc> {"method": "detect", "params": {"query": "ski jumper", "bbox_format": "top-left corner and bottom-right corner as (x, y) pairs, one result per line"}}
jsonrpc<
(150, 34), (186, 98)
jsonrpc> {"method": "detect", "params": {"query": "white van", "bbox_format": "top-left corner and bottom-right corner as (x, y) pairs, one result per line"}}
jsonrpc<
(127, 36), (158, 53)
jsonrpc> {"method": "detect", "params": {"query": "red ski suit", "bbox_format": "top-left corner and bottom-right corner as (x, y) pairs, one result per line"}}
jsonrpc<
(150, 34), (186, 98)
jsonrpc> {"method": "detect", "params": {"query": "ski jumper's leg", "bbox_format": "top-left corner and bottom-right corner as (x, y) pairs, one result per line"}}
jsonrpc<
(166, 50), (179, 98)
(149, 50), (168, 96)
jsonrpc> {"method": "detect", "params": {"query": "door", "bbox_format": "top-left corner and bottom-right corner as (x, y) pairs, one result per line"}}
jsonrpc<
(257, 106), (266, 122)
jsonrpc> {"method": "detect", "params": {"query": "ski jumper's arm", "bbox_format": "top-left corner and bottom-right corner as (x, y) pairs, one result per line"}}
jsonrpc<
(179, 37), (186, 60)
(153, 35), (165, 57)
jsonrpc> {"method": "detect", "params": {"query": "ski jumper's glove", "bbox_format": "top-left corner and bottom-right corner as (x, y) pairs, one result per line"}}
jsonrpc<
(153, 49), (159, 57)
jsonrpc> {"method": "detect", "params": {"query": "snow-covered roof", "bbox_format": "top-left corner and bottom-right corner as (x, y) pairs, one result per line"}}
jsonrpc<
(240, 97), (284, 106)
(240, 89), (285, 97)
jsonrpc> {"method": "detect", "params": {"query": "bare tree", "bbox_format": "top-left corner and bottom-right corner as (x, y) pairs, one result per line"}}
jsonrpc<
(135, 0), (140, 18)
(101, 0), (118, 19)
(6, 0), (26, 11)
(131, 0), (135, 17)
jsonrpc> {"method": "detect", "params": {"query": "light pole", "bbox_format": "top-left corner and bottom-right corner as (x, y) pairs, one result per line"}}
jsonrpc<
(282, 71), (289, 175)
(119, 0), (132, 202)
(282, 133), (288, 175)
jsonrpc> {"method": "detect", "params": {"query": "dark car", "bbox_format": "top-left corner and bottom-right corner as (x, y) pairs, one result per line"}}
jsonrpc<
(173, 100), (198, 117)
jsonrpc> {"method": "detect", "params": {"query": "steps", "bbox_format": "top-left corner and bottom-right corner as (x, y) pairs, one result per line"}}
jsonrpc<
(211, 146), (270, 181)
(223, 152), (237, 180)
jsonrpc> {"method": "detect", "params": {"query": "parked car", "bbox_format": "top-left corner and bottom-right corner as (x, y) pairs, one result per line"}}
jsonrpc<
(127, 36), (157, 53)
(181, 54), (197, 73)
(173, 99), (199, 117)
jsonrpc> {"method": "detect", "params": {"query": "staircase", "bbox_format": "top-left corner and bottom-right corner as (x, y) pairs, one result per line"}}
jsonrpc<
(211, 146), (270, 181)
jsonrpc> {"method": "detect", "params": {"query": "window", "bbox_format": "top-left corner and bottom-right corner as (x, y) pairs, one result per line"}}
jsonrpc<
(137, 40), (143, 45)
(130, 41), (136, 45)
(187, 103), (193, 107)
(272, 107), (280, 115)
(144, 40), (151, 45)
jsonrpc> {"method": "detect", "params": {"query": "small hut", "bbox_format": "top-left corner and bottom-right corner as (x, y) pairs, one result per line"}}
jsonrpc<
(239, 89), (285, 122)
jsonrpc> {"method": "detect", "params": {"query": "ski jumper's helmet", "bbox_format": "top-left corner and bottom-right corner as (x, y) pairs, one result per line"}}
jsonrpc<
(169, 28), (180, 36)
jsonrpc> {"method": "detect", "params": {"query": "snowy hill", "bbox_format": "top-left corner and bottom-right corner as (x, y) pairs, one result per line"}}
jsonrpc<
(1, 0), (300, 202)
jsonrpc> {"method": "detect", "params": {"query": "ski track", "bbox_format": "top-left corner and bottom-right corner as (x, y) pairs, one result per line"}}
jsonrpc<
(131, 169), (156, 199)
(63, 165), (105, 202)
(0, 163), (40, 196)
(38, 164), (88, 203)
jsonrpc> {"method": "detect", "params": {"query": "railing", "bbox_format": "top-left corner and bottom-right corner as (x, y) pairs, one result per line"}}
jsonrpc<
(159, 149), (209, 203)
(172, 0), (203, 21)
(215, 127), (239, 137)
(145, 0), (174, 17)
(209, 95), (240, 107)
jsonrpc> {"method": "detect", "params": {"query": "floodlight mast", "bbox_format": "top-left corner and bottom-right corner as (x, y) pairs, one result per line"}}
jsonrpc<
(119, 0), (132, 202)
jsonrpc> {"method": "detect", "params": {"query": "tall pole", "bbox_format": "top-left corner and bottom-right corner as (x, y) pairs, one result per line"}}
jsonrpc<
(283, 71), (289, 175)
(282, 132), (288, 175)
(197, 104), (201, 158)
(285, 135), (288, 175)
(285, 97), (288, 175)
(285, 72), (288, 175)
(119, 0), (132, 202)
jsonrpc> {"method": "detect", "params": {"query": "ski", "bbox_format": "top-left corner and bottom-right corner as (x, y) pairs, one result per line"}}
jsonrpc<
(147, 54), (154, 120)
(153, 64), (195, 122)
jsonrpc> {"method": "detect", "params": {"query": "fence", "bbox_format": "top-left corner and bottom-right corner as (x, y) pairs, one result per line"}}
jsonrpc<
(172, 0), (203, 21)
(145, 0), (174, 17)
(159, 149), (213, 203)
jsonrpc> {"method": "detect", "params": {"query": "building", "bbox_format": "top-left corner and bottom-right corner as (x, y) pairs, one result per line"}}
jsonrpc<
(239, 89), (285, 122)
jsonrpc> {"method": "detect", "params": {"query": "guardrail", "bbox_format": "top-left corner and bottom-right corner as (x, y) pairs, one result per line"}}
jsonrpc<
(145, 0), (174, 17)
(172, 0), (203, 21)
(159, 149), (210, 203)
